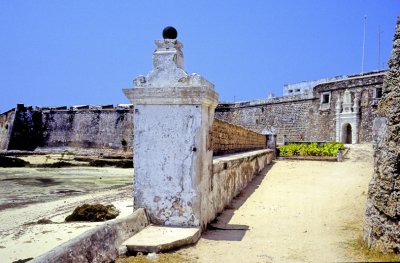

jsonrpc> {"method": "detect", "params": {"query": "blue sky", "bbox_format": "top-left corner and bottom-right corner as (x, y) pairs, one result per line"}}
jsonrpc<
(0, 1), (398, 113)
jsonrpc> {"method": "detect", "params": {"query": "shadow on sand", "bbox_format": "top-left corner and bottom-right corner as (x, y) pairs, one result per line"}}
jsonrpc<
(202, 162), (276, 242)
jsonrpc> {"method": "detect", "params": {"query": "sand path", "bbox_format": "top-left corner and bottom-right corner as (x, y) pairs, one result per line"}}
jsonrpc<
(178, 144), (373, 263)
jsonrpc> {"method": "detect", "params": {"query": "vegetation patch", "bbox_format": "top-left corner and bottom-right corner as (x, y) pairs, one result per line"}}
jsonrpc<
(59, 150), (75, 160)
(279, 142), (344, 157)
(344, 235), (400, 262)
(89, 159), (133, 168)
(36, 161), (73, 168)
(65, 204), (119, 222)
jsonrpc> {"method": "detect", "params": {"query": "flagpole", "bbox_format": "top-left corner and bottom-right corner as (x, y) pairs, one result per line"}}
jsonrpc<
(361, 15), (367, 74)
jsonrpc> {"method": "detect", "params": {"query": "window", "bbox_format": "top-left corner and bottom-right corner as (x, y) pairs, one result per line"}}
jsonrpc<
(288, 89), (293, 93)
(295, 89), (301, 92)
(321, 93), (330, 104)
(374, 87), (383, 99)
(319, 92), (331, 111)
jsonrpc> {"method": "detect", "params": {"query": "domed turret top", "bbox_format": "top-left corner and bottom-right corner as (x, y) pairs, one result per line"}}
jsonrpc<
(162, 26), (178, 39)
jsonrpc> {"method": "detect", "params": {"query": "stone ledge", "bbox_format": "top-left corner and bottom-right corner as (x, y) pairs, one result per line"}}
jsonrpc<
(30, 208), (149, 263)
(122, 225), (201, 253)
(123, 86), (219, 107)
(213, 149), (273, 173)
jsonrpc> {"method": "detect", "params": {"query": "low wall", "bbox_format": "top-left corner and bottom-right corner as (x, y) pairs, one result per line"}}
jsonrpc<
(205, 149), (274, 224)
(212, 119), (267, 155)
(30, 150), (274, 262)
(31, 208), (149, 263)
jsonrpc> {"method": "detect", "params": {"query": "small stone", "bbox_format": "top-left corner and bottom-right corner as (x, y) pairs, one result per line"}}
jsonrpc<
(65, 204), (120, 222)
(37, 219), (53, 224)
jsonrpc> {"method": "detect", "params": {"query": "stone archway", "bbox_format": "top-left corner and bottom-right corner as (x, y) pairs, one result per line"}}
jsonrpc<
(342, 123), (352, 144)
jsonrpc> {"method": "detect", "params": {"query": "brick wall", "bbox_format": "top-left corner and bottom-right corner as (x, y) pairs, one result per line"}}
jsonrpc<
(211, 119), (267, 156)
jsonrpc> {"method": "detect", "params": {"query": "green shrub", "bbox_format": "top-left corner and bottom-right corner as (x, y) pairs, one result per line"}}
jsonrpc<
(279, 142), (344, 157)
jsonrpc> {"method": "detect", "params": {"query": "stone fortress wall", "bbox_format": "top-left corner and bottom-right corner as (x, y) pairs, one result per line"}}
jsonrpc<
(0, 70), (386, 153)
(216, 70), (386, 144)
(0, 104), (269, 156)
(0, 104), (134, 153)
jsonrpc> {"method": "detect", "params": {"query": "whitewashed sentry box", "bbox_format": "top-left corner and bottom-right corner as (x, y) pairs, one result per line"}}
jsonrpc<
(123, 30), (218, 228)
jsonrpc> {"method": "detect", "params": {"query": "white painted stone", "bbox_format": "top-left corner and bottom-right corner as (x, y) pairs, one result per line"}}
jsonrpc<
(335, 89), (360, 144)
(124, 36), (218, 228)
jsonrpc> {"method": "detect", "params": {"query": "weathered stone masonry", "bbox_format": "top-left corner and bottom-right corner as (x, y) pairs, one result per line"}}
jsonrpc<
(212, 119), (267, 156)
(216, 71), (385, 144)
(0, 104), (134, 153)
(0, 108), (15, 150)
(364, 16), (400, 253)
(0, 105), (269, 156)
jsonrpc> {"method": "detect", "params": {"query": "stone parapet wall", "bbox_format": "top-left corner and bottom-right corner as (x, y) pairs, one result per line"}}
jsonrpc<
(212, 118), (267, 155)
(30, 208), (149, 263)
(206, 149), (274, 225)
(30, 150), (275, 262)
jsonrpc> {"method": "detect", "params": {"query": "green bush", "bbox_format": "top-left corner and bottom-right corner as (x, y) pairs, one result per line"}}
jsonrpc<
(279, 142), (344, 157)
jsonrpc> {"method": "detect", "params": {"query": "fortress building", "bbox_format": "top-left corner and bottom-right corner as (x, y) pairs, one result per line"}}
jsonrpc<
(0, 70), (386, 153)
(216, 70), (386, 144)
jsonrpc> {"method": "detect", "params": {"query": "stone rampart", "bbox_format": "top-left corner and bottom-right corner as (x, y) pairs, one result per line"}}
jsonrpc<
(216, 97), (314, 143)
(2, 104), (133, 153)
(41, 108), (132, 152)
(215, 72), (385, 144)
(211, 119), (267, 155)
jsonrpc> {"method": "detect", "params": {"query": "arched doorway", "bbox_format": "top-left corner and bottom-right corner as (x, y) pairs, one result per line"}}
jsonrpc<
(342, 123), (352, 144)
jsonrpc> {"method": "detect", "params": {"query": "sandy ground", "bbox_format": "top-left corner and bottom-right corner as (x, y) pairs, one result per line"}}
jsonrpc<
(1, 145), (374, 263)
(0, 186), (133, 263)
(178, 144), (374, 263)
(0, 167), (132, 210)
